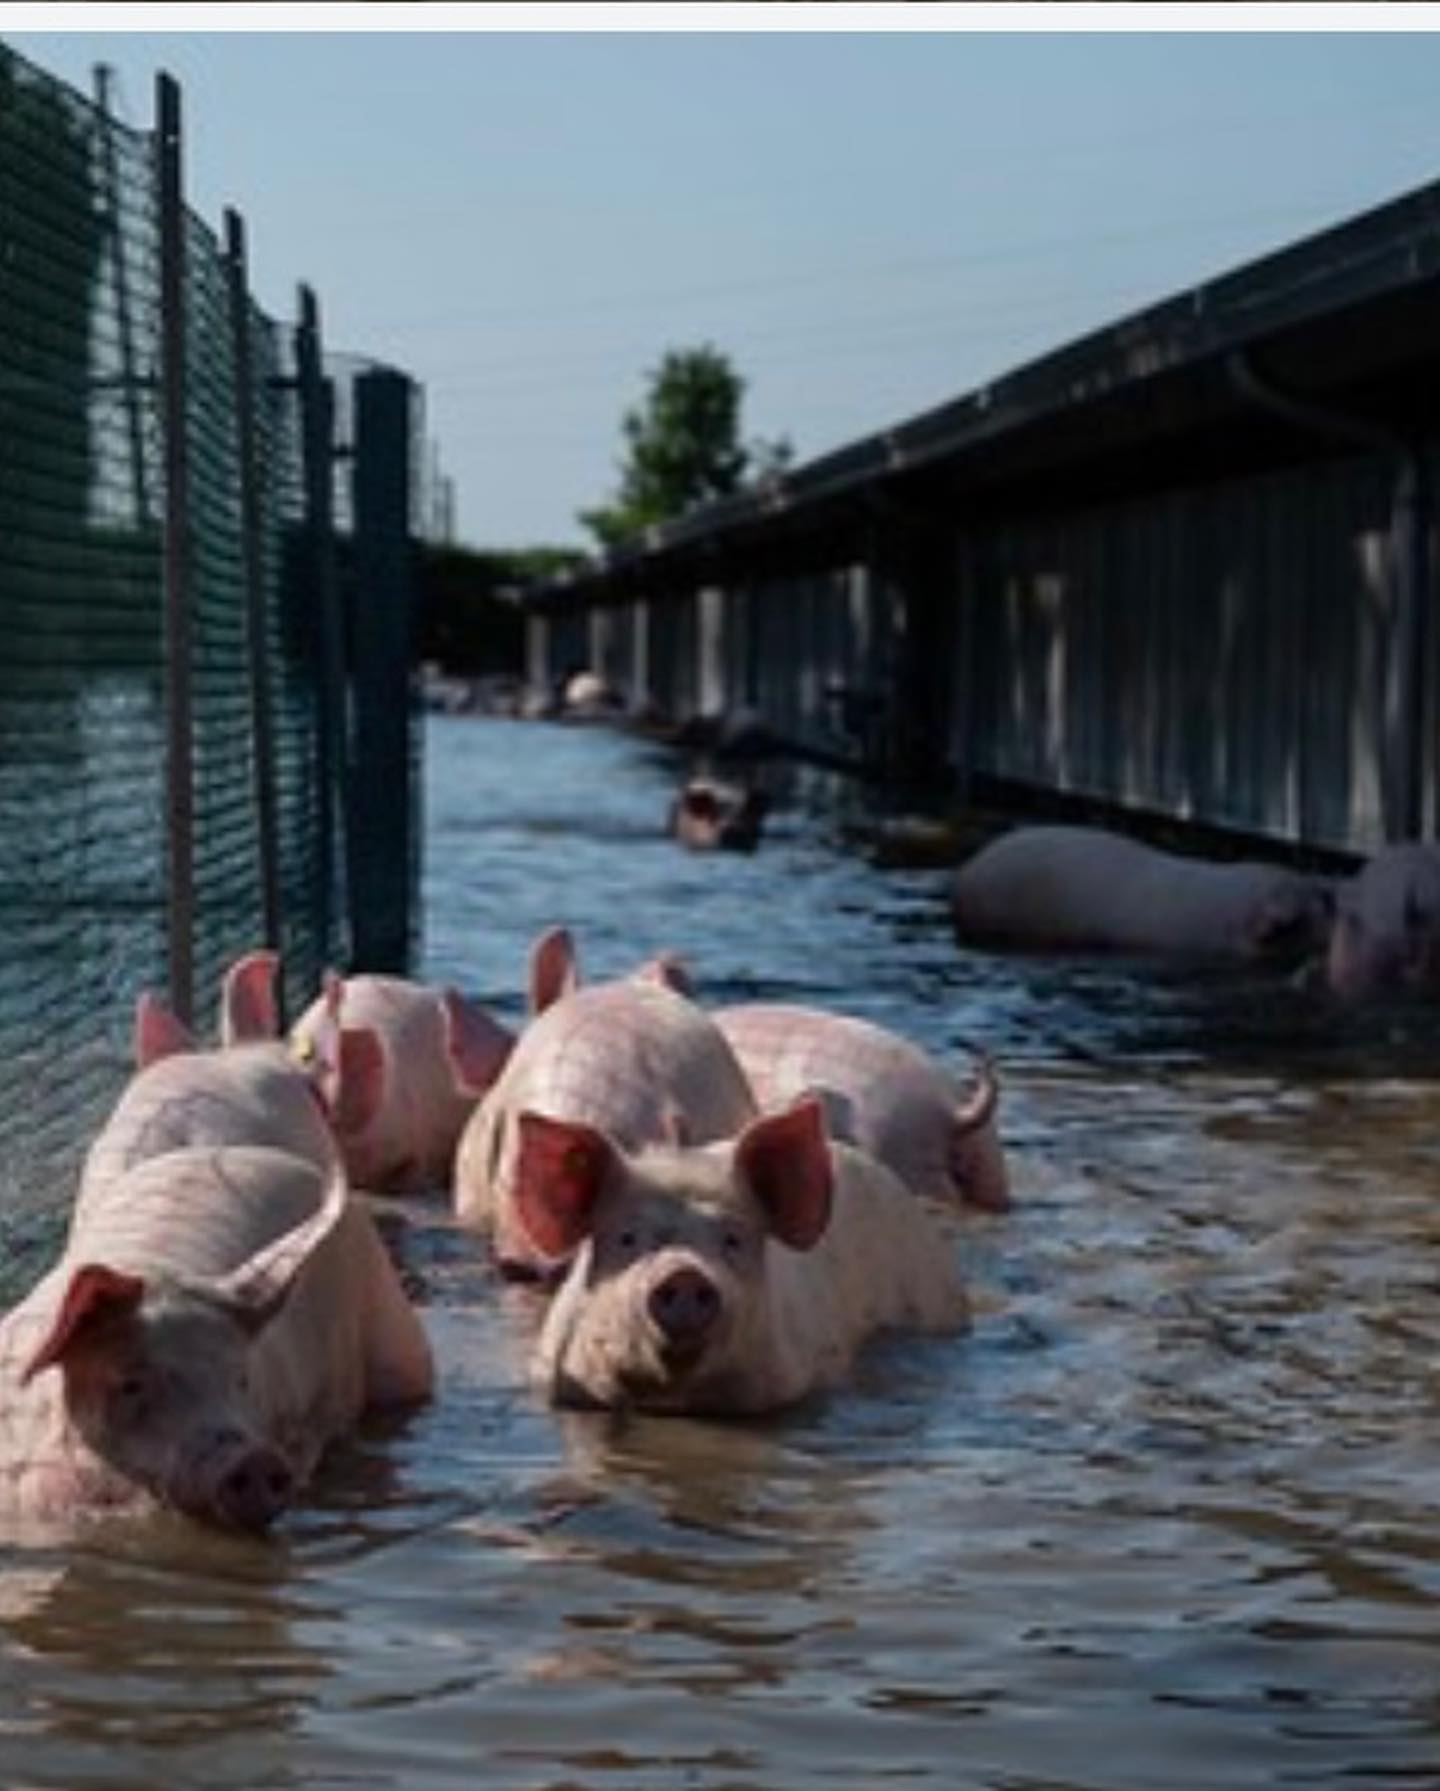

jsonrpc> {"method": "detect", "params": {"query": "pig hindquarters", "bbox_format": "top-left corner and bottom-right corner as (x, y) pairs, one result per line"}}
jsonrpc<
(0, 1146), (432, 1533)
(713, 1002), (1008, 1213)
(74, 951), (371, 1222)
(519, 1100), (969, 1415)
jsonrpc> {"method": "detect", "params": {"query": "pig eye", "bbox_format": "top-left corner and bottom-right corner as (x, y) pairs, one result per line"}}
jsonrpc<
(111, 1369), (152, 1415)
(615, 1228), (639, 1252)
(721, 1227), (747, 1258)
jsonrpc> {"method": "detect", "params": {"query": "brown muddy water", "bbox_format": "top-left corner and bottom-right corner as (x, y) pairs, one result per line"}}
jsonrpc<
(5, 712), (1440, 1790)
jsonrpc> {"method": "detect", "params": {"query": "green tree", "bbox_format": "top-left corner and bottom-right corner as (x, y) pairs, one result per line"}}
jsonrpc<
(580, 345), (791, 549)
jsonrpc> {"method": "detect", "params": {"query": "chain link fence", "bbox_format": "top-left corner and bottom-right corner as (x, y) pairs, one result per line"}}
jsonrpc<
(0, 43), (425, 1227)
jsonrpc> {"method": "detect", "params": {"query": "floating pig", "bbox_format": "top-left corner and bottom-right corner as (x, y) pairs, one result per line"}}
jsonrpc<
(713, 1003), (1008, 1213)
(519, 1098), (970, 1415)
(1326, 842), (1440, 999)
(951, 824), (1333, 964)
(450, 933), (755, 1278)
(291, 974), (514, 1195)
(75, 953), (383, 1224)
(667, 776), (769, 852)
(0, 1144), (433, 1533)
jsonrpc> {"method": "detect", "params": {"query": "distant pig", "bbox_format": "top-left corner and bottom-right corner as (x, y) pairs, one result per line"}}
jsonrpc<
(951, 824), (1333, 964)
(75, 953), (384, 1223)
(667, 777), (769, 852)
(450, 936), (755, 1278)
(713, 1003), (1008, 1213)
(291, 974), (514, 1195)
(519, 1098), (970, 1415)
(0, 1145), (433, 1533)
(1326, 842), (1440, 1000)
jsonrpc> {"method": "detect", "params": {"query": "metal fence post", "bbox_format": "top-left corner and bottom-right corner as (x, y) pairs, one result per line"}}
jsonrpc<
(349, 368), (416, 974)
(295, 285), (345, 965)
(224, 208), (283, 993)
(156, 70), (194, 1028)
(94, 63), (151, 528)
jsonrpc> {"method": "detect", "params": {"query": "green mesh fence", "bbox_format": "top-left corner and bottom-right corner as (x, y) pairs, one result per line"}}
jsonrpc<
(0, 43), (420, 1228)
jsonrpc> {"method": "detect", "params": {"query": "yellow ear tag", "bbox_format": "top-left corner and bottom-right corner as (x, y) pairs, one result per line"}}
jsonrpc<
(291, 1034), (316, 1068)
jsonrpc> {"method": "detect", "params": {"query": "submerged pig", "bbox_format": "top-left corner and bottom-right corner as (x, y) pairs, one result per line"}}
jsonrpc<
(519, 1098), (969, 1415)
(0, 1145), (433, 1533)
(450, 935), (755, 1277)
(713, 1003), (1008, 1213)
(951, 824), (1333, 964)
(1326, 842), (1440, 1000)
(667, 776), (769, 853)
(291, 974), (514, 1195)
(75, 953), (382, 1224)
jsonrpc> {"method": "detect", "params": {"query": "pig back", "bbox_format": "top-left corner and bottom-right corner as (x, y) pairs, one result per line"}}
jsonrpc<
(714, 1004), (981, 1203)
(953, 825), (1328, 960)
(74, 1045), (336, 1230)
(778, 1143), (970, 1354)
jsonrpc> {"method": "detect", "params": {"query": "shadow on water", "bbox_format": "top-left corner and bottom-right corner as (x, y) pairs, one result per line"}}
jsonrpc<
(6, 712), (1440, 1789)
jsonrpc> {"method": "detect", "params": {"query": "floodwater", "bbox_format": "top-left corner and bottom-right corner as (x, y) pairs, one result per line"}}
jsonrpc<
(6, 711), (1440, 1790)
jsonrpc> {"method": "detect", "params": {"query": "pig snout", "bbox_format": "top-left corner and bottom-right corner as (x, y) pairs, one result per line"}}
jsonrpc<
(181, 1434), (295, 1532)
(647, 1265), (721, 1355)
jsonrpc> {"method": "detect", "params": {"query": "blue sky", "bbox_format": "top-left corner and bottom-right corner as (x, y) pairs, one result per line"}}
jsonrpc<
(9, 9), (1440, 549)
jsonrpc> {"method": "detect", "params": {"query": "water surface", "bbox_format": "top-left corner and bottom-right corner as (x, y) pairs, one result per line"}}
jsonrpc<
(5, 713), (1440, 1790)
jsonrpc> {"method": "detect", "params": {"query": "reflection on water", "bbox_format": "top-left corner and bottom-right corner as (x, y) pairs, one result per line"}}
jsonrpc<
(5, 713), (1440, 1788)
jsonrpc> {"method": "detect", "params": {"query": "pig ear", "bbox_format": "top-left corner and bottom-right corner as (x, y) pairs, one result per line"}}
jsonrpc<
(442, 990), (514, 1097)
(326, 1028), (386, 1138)
(20, 1264), (147, 1385)
(734, 1097), (833, 1252)
(208, 1162), (348, 1334)
(513, 1111), (614, 1259)
(952, 1056), (999, 1139)
(631, 952), (695, 999)
(221, 951), (281, 1045)
(134, 992), (194, 1067)
(528, 926), (579, 1015)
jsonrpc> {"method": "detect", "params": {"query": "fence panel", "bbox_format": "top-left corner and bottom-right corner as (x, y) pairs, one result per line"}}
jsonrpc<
(0, 44), (421, 1226)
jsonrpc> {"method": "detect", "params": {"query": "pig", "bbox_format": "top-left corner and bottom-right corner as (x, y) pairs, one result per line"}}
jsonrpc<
(0, 1144), (433, 1533)
(290, 974), (514, 1195)
(667, 777), (769, 852)
(449, 933), (756, 1278)
(518, 1098), (970, 1415)
(74, 953), (383, 1225)
(950, 824), (1334, 964)
(1325, 842), (1440, 1000)
(562, 669), (621, 717)
(712, 1003), (1008, 1213)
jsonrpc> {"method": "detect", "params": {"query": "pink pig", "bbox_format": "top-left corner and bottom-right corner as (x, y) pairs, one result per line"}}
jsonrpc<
(713, 1003), (1008, 1213)
(951, 824), (1334, 963)
(74, 952), (384, 1225)
(0, 1144), (432, 1533)
(291, 974), (514, 1194)
(517, 1098), (970, 1415)
(449, 929), (754, 1278)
